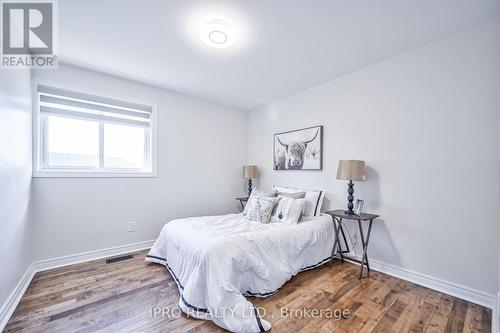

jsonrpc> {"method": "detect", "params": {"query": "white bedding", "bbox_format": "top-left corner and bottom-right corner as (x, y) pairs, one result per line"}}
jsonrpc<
(146, 213), (335, 332)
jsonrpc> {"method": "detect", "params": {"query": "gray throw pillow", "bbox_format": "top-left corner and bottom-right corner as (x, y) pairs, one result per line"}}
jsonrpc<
(277, 191), (306, 199)
(251, 188), (277, 198)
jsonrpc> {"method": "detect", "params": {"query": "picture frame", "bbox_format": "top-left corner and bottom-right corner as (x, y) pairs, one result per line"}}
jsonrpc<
(354, 199), (364, 216)
(273, 125), (323, 170)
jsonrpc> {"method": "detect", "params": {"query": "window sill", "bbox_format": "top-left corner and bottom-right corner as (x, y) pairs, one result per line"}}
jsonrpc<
(32, 170), (157, 178)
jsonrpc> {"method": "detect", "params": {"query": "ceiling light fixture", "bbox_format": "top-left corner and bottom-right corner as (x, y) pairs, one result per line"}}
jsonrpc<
(209, 30), (227, 44)
(198, 16), (239, 49)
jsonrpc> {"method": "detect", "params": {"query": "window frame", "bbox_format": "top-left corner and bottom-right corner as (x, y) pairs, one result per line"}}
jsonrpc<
(32, 79), (158, 178)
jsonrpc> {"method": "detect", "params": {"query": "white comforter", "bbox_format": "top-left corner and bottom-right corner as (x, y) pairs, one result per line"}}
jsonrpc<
(146, 213), (335, 332)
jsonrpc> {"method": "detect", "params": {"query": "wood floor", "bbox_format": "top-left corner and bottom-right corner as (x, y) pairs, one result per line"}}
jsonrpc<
(4, 250), (491, 333)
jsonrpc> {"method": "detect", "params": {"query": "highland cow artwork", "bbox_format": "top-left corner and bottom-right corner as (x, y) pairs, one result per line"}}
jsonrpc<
(273, 126), (323, 170)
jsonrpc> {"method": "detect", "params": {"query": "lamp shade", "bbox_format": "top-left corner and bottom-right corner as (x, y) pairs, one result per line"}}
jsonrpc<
(242, 165), (259, 179)
(336, 160), (366, 181)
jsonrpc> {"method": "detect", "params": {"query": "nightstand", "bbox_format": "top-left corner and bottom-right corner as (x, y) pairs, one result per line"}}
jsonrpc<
(324, 209), (380, 279)
(236, 196), (249, 210)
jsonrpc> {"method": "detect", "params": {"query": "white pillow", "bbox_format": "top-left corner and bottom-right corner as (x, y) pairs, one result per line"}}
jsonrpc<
(244, 196), (279, 224)
(242, 188), (277, 215)
(271, 197), (306, 224)
(272, 186), (324, 217)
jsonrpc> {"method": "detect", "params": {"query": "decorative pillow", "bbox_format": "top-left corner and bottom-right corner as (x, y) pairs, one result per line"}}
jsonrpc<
(271, 197), (306, 224)
(242, 188), (277, 215)
(272, 186), (324, 217)
(244, 196), (279, 224)
(276, 191), (306, 199)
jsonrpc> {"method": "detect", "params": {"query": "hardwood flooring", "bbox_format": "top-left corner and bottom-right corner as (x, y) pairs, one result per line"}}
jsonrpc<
(4, 250), (491, 333)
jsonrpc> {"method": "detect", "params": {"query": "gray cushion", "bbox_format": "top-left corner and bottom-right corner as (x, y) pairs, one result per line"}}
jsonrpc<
(276, 191), (306, 199)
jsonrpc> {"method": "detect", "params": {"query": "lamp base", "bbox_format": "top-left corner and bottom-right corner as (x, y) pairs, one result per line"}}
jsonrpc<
(248, 179), (253, 197)
(346, 180), (355, 215)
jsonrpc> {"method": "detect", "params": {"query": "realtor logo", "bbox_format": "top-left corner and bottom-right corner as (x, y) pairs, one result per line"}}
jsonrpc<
(1, 0), (57, 68)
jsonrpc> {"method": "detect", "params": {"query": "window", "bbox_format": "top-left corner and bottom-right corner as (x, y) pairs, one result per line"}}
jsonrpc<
(33, 82), (156, 177)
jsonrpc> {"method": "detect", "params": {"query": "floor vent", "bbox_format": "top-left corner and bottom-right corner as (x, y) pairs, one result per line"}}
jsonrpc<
(106, 254), (133, 264)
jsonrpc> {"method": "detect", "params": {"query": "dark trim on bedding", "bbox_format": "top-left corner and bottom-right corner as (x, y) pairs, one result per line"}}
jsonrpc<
(253, 305), (266, 332)
(147, 255), (210, 314)
(181, 295), (209, 313)
(147, 255), (184, 290)
(146, 254), (167, 263)
(148, 254), (264, 329)
(313, 191), (323, 216)
(245, 290), (277, 297)
(299, 256), (330, 272)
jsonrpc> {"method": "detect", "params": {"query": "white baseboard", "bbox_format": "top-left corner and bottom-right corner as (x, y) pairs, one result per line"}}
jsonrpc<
(33, 239), (155, 272)
(344, 255), (496, 309)
(0, 263), (35, 332)
(0, 239), (154, 332)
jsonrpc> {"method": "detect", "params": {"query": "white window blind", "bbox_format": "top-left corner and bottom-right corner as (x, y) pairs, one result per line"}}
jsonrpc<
(34, 83), (157, 177)
(38, 84), (152, 128)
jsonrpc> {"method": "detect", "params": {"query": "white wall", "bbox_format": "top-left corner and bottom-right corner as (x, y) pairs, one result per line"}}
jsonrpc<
(248, 18), (500, 295)
(31, 64), (248, 261)
(497, 56), (500, 323)
(0, 70), (33, 307)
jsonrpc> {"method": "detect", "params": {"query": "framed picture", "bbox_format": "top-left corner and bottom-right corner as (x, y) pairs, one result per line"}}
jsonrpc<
(354, 199), (364, 216)
(273, 125), (323, 170)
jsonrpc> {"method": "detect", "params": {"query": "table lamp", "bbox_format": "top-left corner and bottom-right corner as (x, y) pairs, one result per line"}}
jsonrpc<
(242, 165), (259, 196)
(336, 160), (366, 214)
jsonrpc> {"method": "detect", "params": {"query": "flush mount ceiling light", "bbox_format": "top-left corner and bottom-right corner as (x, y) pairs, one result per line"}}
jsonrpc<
(198, 17), (239, 49)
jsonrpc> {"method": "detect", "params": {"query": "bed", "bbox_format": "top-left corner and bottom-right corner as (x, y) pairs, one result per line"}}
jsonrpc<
(146, 212), (335, 332)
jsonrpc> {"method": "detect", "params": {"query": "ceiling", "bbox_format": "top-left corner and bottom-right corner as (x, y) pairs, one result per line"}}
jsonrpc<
(59, 0), (500, 110)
